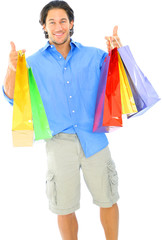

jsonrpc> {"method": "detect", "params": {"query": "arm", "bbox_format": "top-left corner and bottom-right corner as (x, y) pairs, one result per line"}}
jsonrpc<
(3, 42), (25, 99)
(4, 66), (16, 99)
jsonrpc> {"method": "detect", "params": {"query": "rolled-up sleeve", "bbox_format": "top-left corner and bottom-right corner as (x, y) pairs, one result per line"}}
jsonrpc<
(2, 86), (13, 106)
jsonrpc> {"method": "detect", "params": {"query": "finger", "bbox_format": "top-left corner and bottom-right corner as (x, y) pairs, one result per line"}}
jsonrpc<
(105, 37), (110, 50)
(113, 25), (118, 36)
(21, 49), (26, 53)
(105, 36), (109, 39)
(106, 39), (113, 53)
(107, 40), (111, 53)
(113, 36), (122, 48)
(109, 37), (114, 48)
(9, 49), (18, 58)
(10, 41), (16, 51)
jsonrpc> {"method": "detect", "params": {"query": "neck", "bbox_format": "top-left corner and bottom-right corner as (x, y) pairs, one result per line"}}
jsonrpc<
(50, 38), (71, 59)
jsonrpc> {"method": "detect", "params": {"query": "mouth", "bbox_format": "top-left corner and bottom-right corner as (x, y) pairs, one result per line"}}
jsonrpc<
(54, 32), (64, 37)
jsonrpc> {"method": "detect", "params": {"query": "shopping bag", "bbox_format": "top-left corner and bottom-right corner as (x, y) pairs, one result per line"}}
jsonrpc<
(28, 68), (52, 140)
(93, 48), (130, 132)
(102, 47), (123, 127)
(118, 52), (137, 114)
(118, 46), (160, 117)
(93, 55), (110, 132)
(93, 44), (160, 133)
(12, 52), (34, 146)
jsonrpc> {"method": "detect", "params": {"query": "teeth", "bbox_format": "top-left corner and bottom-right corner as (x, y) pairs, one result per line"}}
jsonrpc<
(55, 33), (63, 36)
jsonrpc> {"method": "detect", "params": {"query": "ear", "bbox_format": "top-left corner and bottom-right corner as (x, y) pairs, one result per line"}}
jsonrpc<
(70, 20), (74, 30)
(43, 24), (47, 32)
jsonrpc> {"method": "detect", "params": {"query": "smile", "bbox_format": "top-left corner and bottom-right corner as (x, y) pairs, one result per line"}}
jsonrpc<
(54, 33), (64, 36)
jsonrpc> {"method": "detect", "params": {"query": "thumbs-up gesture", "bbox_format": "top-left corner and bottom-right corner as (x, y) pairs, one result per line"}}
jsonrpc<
(9, 42), (26, 71)
(105, 26), (122, 53)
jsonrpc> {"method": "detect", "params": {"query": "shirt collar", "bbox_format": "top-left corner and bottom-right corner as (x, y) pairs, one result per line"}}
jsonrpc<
(70, 39), (80, 49)
(41, 39), (80, 52)
(41, 41), (51, 52)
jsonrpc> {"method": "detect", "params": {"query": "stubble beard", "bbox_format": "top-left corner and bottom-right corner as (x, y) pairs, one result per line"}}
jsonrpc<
(50, 32), (70, 46)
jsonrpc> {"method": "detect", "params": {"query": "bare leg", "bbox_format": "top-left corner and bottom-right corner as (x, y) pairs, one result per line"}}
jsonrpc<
(58, 213), (78, 240)
(100, 203), (119, 240)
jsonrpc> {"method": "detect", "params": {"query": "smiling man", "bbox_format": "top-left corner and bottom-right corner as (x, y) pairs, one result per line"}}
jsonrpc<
(43, 7), (74, 58)
(3, 1), (121, 240)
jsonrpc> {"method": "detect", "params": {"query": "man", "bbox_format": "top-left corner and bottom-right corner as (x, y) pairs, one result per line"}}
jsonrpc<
(3, 1), (121, 239)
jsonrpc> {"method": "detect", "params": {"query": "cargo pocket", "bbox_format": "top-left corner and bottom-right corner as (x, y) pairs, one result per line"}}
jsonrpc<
(109, 173), (118, 195)
(107, 160), (119, 196)
(46, 171), (57, 205)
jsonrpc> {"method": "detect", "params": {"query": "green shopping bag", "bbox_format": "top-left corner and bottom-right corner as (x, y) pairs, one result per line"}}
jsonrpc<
(28, 67), (52, 140)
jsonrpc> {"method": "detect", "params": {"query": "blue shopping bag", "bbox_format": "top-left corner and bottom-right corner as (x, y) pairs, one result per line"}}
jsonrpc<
(118, 46), (160, 118)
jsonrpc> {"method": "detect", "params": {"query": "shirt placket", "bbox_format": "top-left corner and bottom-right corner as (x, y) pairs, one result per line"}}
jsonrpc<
(63, 60), (78, 130)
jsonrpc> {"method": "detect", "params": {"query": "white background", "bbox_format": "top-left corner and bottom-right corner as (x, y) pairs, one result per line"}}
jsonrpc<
(0, 0), (162, 239)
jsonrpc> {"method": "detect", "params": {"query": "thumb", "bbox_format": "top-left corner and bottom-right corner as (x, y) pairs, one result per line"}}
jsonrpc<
(10, 41), (16, 51)
(113, 25), (118, 36)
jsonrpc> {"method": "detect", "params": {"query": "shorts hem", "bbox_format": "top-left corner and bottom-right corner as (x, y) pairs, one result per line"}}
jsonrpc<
(93, 194), (120, 208)
(49, 203), (80, 215)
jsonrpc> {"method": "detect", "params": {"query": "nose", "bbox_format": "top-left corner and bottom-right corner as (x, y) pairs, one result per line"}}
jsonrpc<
(55, 23), (62, 32)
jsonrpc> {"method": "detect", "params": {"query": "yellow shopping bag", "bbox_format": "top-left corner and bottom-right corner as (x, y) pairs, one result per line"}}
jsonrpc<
(12, 51), (34, 146)
(118, 52), (137, 114)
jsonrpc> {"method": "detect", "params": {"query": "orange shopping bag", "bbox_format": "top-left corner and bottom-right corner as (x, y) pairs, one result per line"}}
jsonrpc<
(12, 52), (34, 146)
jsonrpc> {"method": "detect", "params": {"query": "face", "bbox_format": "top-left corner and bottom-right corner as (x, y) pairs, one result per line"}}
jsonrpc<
(44, 8), (74, 46)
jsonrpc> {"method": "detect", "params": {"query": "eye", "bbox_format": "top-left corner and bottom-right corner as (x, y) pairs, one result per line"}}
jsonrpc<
(61, 20), (66, 24)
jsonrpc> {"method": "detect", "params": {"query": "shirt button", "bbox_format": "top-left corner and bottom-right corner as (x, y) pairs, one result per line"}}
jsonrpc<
(64, 67), (67, 70)
(72, 110), (75, 113)
(67, 81), (70, 84)
(69, 96), (72, 98)
(74, 125), (78, 128)
(59, 56), (62, 59)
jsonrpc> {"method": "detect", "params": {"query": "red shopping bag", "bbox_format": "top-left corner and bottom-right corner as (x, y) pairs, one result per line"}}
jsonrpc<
(103, 48), (123, 127)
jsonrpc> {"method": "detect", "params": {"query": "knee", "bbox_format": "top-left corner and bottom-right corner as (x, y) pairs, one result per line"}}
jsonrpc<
(58, 212), (75, 218)
(101, 203), (118, 212)
(58, 212), (76, 223)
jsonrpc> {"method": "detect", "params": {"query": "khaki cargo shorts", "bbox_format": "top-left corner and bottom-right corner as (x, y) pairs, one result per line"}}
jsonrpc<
(45, 133), (119, 215)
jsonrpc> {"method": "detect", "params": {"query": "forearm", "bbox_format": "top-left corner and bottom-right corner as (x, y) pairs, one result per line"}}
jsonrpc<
(3, 66), (16, 99)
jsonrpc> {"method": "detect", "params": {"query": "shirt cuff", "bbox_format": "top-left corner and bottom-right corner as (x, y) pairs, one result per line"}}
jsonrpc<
(2, 86), (13, 106)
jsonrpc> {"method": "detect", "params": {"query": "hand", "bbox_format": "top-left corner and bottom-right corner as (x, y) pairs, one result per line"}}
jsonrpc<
(8, 42), (26, 71)
(105, 26), (122, 53)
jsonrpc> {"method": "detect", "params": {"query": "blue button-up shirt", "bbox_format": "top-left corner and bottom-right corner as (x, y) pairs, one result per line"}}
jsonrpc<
(3, 39), (109, 158)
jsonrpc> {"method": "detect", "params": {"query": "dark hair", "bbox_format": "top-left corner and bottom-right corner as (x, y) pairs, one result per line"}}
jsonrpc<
(39, 0), (74, 39)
